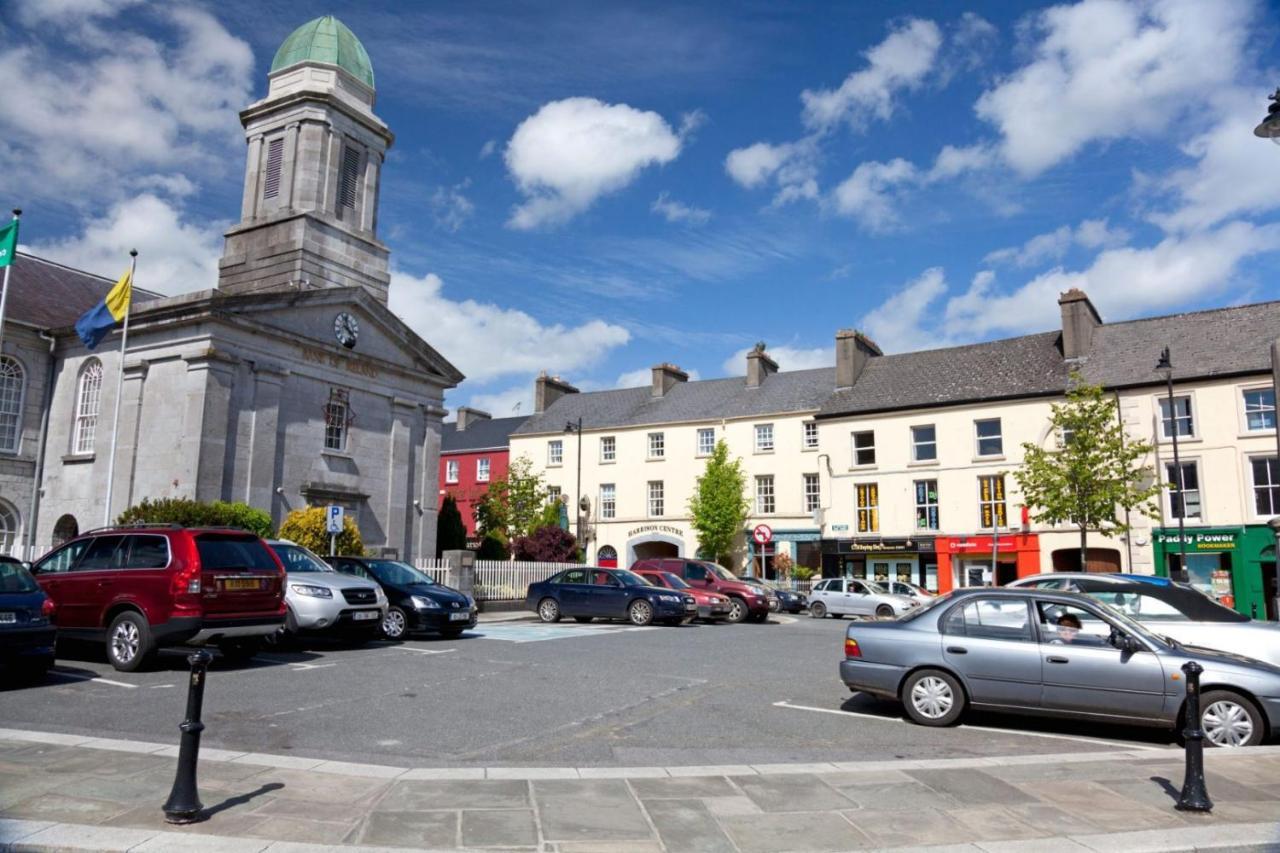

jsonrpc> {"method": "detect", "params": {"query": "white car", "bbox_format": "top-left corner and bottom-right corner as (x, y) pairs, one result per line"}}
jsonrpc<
(265, 540), (387, 642)
(808, 578), (919, 619)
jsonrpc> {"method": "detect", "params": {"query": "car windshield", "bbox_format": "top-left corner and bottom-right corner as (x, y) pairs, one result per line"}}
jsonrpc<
(0, 561), (37, 594)
(613, 569), (651, 587)
(660, 572), (691, 589)
(867, 582), (890, 594)
(899, 590), (958, 622)
(1084, 596), (1166, 646)
(270, 544), (334, 573)
(706, 563), (738, 581)
(367, 561), (436, 586)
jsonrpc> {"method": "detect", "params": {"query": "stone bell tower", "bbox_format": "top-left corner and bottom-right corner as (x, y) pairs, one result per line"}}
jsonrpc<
(217, 16), (395, 303)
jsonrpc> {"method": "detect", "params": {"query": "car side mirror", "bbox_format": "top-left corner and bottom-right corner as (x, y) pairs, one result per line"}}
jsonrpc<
(1110, 629), (1139, 653)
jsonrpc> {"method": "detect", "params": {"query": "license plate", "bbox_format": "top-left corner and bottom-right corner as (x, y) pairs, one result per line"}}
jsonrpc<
(352, 610), (380, 621)
(0, 612), (14, 624)
(684, 603), (697, 610)
(449, 611), (470, 621)
(224, 578), (261, 591)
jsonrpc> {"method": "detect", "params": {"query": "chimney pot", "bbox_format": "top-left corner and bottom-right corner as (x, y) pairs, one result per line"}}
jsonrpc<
(835, 329), (881, 389)
(1058, 288), (1101, 360)
(745, 347), (778, 388)
(535, 372), (580, 414)
(651, 362), (689, 397)
(455, 407), (492, 432)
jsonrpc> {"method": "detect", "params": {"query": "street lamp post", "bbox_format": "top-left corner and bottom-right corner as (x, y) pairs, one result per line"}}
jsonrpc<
(564, 417), (583, 557)
(1157, 348), (1189, 583)
(1256, 92), (1280, 619)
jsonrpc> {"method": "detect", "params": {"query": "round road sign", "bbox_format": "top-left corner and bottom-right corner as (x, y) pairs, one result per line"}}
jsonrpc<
(752, 524), (773, 545)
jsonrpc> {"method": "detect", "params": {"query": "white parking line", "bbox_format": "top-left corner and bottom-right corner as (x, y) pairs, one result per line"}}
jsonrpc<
(392, 647), (457, 656)
(771, 701), (1167, 750)
(49, 668), (137, 689)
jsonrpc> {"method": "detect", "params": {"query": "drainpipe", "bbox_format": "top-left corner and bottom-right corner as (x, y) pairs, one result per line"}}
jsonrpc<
(1114, 390), (1134, 572)
(26, 331), (56, 560)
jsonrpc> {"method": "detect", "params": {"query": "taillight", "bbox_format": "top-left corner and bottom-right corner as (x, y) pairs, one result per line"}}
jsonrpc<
(41, 597), (56, 621)
(171, 560), (201, 596)
(845, 637), (861, 659)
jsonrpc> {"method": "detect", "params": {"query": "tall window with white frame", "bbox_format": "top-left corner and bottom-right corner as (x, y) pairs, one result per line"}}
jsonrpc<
(0, 357), (24, 453)
(1165, 461), (1201, 520)
(1251, 457), (1279, 517)
(755, 423), (774, 453)
(445, 459), (459, 484)
(648, 432), (665, 459)
(647, 481), (664, 517)
(915, 479), (939, 530)
(755, 475), (775, 514)
(73, 359), (103, 455)
(911, 424), (936, 462)
(803, 473), (820, 513)
(852, 431), (876, 465)
(978, 474), (1007, 528)
(975, 418), (1003, 457)
(0, 501), (17, 555)
(548, 439), (563, 465)
(1244, 389), (1276, 432)
(856, 483), (879, 533)
(1159, 396), (1195, 438)
(548, 486), (562, 503)
(476, 457), (490, 483)
(803, 421), (818, 450)
(696, 427), (715, 456)
(600, 435), (616, 463)
(600, 483), (616, 519)
(323, 389), (349, 452)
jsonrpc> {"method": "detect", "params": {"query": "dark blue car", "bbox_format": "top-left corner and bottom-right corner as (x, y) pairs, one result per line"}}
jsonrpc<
(328, 556), (477, 640)
(527, 567), (696, 626)
(0, 557), (56, 679)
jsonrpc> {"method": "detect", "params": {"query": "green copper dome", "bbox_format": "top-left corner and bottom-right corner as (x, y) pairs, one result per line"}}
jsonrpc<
(271, 16), (374, 89)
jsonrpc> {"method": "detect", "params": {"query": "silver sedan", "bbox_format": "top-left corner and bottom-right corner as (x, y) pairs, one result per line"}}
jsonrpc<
(839, 588), (1280, 747)
(809, 577), (918, 619)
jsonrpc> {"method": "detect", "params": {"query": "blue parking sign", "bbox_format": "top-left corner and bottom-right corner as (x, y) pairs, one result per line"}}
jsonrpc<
(325, 505), (344, 534)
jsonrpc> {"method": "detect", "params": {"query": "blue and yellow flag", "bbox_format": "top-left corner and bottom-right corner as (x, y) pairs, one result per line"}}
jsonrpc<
(75, 267), (132, 350)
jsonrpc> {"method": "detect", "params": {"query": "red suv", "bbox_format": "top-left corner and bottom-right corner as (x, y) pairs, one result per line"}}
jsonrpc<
(630, 558), (770, 623)
(30, 526), (286, 671)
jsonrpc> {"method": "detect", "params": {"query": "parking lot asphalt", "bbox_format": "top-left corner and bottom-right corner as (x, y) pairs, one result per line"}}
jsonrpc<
(0, 614), (1177, 768)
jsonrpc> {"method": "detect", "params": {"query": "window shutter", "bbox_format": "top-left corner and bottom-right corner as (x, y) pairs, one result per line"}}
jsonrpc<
(339, 145), (361, 209)
(262, 137), (285, 200)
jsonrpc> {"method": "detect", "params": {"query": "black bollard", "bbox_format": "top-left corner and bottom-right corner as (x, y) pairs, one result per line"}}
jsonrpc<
(1176, 660), (1213, 813)
(162, 649), (214, 824)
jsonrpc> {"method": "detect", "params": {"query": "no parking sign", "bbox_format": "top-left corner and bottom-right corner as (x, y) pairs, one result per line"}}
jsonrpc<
(752, 524), (773, 545)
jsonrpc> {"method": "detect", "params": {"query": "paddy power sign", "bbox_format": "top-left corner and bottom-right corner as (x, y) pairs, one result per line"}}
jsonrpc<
(1154, 529), (1241, 551)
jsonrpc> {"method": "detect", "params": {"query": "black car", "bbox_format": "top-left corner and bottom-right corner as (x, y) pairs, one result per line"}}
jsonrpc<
(328, 556), (477, 640)
(526, 567), (697, 626)
(0, 556), (56, 678)
(739, 577), (807, 613)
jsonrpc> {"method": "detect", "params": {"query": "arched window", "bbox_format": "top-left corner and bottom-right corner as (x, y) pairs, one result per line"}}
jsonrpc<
(597, 545), (618, 568)
(0, 357), (25, 453)
(74, 359), (103, 455)
(0, 501), (20, 556)
(52, 514), (78, 547)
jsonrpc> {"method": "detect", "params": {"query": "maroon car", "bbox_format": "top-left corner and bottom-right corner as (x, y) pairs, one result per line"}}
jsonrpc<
(631, 558), (771, 623)
(634, 569), (732, 622)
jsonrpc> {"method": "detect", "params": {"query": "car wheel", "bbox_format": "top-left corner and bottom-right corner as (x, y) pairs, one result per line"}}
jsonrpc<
(809, 601), (827, 619)
(538, 598), (562, 623)
(875, 604), (895, 619)
(628, 599), (655, 626)
(769, 599), (780, 613)
(902, 669), (965, 727)
(574, 616), (593, 623)
(382, 607), (409, 640)
(1200, 690), (1265, 748)
(106, 611), (152, 672)
(217, 639), (261, 665)
(726, 597), (748, 623)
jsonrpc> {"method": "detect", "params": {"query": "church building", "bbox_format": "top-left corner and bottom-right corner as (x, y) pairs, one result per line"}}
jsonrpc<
(0, 16), (463, 560)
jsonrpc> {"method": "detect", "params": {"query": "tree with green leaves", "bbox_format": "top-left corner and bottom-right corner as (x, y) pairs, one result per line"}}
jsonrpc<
(435, 495), (468, 556)
(688, 439), (750, 569)
(474, 455), (547, 545)
(1014, 374), (1160, 572)
(278, 506), (363, 556)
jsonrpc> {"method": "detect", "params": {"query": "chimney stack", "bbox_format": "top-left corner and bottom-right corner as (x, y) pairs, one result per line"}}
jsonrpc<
(1058, 288), (1101, 360)
(651, 363), (689, 397)
(835, 329), (882, 389)
(745, 344), (778, 388)
(455, 407), (492, 432)
(535, 371), (579, 414)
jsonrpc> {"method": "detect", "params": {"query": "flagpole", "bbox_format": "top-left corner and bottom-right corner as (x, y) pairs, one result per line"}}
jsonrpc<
(102, 249), (137, 527)
(0, 209), (22, 367)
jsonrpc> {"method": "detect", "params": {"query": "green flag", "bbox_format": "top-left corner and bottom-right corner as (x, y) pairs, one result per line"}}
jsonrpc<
(0, 220), (16, 268)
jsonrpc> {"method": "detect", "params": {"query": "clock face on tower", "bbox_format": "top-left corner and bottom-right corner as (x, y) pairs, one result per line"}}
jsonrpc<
(333, 312), (359, 349)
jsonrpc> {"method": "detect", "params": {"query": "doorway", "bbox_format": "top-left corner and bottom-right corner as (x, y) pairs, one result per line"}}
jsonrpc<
(633, 540), (679, 562)
(1263, 560), (1277, 621)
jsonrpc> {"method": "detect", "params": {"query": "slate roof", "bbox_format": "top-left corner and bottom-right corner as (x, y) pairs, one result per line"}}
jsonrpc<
(6, 253), (161, 330)
(514, 368), (836, 435)
(442, 415), (528, 452)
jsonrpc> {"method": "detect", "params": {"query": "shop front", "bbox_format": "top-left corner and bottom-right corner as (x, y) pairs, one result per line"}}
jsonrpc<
(934, 533), (1040, 593)
(1152, 526), (1277, 621)
(820, 537), (938, 591)
(747, 529), (822, 579)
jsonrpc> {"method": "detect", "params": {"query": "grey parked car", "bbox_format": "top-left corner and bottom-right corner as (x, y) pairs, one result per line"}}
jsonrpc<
(266, 540), (387, 642)
(1009, 573), (1280, 667)
(839, 588), (1280, 747)
(809, 577), (918, 619)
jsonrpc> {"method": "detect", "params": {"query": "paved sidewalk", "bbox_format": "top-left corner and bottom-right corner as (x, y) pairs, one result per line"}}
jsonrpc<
(1, 729), (1278, 852)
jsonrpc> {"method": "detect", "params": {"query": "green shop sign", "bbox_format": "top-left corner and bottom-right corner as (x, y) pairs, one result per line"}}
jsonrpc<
(1154, 529), (1242, 550)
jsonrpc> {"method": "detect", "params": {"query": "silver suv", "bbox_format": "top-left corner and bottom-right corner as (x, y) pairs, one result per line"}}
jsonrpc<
(266, 540), (386, 642)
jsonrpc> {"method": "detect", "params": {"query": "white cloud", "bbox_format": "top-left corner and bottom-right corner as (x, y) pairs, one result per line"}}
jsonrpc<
(725, 142), (792, 189)
(859, 267), (949, 352)
(430, 181), (475, 232)
(721, 345), (832, 376)
(30, 194), (223, 296)
(457, 384), (533, 419)
(800, 18), (942, 132)
(975, 0), (1253, 176)
(387, 269), (632, 383)
(927, 143), (996, 181)
(832, 158), (919, 231)
(984, 218), (1130, 267)
(651, 192), (711, 225)
(478, 139), (498, 159)
(0, 4), (253, 201)
(504, 97), (683, 229)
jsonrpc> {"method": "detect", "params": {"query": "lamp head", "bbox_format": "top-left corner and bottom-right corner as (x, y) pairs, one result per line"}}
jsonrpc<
(1253, 88), (1280, 144)
(1155, 346), (1172, 373)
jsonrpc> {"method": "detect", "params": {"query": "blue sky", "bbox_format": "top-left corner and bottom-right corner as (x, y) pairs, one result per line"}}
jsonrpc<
(4, 0), (1280, 417)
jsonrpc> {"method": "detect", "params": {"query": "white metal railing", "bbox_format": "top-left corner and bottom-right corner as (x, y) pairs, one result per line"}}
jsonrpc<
(414, 558), (451, 585)
(413, 558), (577, 601)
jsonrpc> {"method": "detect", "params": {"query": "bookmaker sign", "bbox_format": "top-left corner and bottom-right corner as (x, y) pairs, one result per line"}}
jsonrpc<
(1154, 529), (1241, 550)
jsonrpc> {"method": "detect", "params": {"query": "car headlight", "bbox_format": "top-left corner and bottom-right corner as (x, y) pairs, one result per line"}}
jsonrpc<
(657, 594), (680, 603)
(374, 587), (387, 602)
(465, 595), (475, 609)
(411, 595), (441, 610)
(290, 584), (333, 598)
